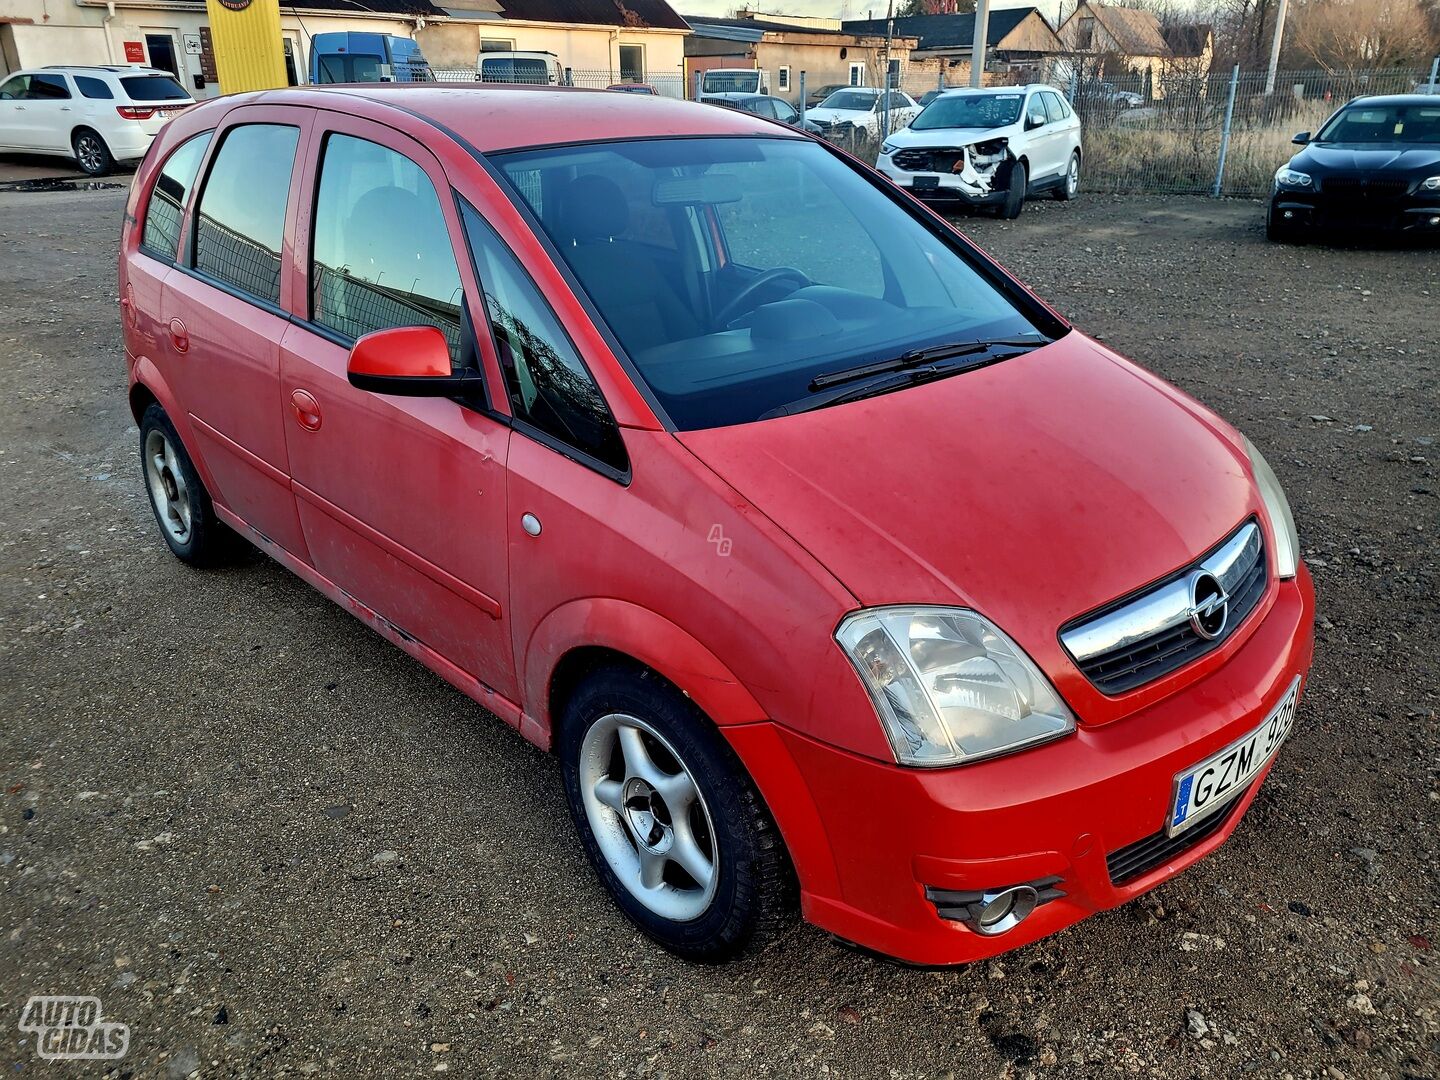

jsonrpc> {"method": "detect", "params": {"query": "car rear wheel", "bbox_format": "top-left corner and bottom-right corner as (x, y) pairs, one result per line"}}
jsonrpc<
(139, 403), (231, 565)
(559, 664), (796, 962)
(999, 160), (1027, 219)
(72, 129), (114, 177)
(1055, 152), (1081, 201)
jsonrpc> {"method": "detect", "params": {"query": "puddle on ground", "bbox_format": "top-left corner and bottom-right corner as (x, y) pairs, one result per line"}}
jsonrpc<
(0, 177), (126, 193)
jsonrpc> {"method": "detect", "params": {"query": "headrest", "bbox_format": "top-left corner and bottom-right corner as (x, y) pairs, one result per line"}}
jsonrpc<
(558, 174), (630, 244)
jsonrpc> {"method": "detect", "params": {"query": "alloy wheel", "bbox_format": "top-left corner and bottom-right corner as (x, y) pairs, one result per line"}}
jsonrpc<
(144, 428), (192, 545)
(1068, 156), (1080, 197)
(577, 712), (718, 922)
(76, 134), (104, 174)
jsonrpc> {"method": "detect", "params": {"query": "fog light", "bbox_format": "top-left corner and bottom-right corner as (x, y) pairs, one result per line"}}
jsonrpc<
(1282, 210), (1295, 219)
(974, 885), (1039, 936)
(1429, 215), (1440, 227)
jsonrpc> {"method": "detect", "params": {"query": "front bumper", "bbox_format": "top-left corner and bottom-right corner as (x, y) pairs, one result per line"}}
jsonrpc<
(1271, 188), (1440, 233)
(877, 156), (1004, 206)
(725, 568), (1315, 965)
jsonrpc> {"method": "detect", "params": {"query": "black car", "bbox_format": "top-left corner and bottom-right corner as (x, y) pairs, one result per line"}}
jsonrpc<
(1268, 94), (1440, 242)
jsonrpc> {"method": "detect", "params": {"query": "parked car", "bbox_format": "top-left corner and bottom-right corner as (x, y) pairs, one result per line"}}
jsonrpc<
(0, 65), (192, 176)
(477, 51), (561, 85)
(800, 82), (846, 109)
(1268, 94), (1440, 242)
(877, 84), (1083, 219)
(608, 83), (658, 94)
(703, 91), (821, 133)
(806, 86), (921, 138)
(120, 85), (1313, 966)
(309, 32), (430, 84)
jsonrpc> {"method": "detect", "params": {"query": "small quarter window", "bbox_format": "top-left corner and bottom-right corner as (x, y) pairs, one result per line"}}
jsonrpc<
(461, 203), (627, 474)
(310, 133), (465, 360)
(142, 131), (213, 260)
(75, 76), (115, 100)
(193, 124), (300, 305)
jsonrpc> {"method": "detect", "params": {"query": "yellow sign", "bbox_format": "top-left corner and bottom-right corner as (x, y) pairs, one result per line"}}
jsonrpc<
(203, 0), (286, 94)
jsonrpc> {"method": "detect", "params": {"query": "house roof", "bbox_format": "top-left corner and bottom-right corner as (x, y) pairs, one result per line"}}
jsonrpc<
(489, 0), (689, 29)
(1161, 22), (1212, 59)
(278, 0), (448, 15)
(840, 7), (1042, 51)
(1077, 3), (1171, 57)
(685, 14), (900, 39)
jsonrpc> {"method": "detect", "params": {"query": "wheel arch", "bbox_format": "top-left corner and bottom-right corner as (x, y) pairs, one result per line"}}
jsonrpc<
(129, 361), (222, 498)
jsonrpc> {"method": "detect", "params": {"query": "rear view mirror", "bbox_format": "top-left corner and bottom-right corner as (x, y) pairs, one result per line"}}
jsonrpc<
(653, 173), (742, 206)
(1292, 131), (1311, 144)
(347, 325), (479, 397)
(1026, 112), (1046, 130)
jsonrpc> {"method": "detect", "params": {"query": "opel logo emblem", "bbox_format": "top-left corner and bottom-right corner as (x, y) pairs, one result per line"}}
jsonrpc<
(1187, 571), (1230, 640)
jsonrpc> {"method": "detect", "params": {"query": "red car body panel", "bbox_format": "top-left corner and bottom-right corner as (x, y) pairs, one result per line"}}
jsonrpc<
(120, 85), (1316, 965)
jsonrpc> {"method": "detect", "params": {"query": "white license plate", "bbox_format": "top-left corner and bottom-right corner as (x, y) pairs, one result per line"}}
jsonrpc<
(1168, 676), (1300, 837)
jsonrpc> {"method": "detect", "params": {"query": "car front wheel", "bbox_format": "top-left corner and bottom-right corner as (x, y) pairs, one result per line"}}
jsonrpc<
(559, 664), (796, 962)
(999, 160), (1027, 219)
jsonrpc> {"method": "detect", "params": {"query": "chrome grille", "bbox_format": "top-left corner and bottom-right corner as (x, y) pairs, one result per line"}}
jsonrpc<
(1322, 175), (1409, 199)
(1060, 520), (1267, 695)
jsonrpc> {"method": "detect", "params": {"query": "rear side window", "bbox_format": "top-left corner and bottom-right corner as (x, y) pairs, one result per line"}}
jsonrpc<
(1042, 92), (1068, 123)
(193, 124), (299, 305)
(310, 134), (464, 360)
(75, 76), (115, 100)
(142, 131), (213, 260)
(460, 203), (627, 474)
(29, 74), (71, 100)
(121, 76), (189, 102)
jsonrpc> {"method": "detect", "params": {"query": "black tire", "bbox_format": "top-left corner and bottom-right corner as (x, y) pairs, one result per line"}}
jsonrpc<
(559, 664), (796, 962)
(72, 128), (114, 177)
(138, 403), (232, 566)
(999, 160), (1027, 219)
(1054, 152), (1081, 201)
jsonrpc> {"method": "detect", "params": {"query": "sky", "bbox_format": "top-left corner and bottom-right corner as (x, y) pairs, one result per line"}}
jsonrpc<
(678, 0), (1066, 24)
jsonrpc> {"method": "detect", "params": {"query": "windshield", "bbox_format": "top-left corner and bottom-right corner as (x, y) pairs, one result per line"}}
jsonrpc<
(819, 90), (878, 112)
(704, 71), (760, 93)
(495, 137), (1042, 429)
(1315, 103), (1440, 144)
(913, 93), (1024, 131)
(121, 75), (190, 101)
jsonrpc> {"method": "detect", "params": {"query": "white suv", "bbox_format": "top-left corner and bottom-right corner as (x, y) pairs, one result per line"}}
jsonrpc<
(0, 66), (194, 176)
(876, 84), (1082, 219)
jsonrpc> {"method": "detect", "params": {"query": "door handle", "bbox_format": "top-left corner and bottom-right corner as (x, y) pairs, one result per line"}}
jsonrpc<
(168, 317), (189, 353)
(290, 388), (322, 432)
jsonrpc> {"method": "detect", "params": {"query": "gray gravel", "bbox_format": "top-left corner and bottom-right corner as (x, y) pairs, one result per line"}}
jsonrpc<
(0, 187), (1436, 1078)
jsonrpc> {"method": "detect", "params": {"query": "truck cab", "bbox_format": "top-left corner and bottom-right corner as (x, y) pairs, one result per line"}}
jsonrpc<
(309, 33), (430, 84)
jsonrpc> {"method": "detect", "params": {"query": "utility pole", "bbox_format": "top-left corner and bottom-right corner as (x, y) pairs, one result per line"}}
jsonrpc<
(881, 0), (894, 138)
(1264, 0), (1290, 95)
(970, 0), (991, 88)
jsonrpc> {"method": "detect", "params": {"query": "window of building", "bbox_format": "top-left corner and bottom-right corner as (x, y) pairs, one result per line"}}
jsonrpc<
(310, 133), (465, 361)
(480, 38), (515, 52)
(618, 44), (644, 83)
(192, 124), (299, 305)
(848, 62), (865, 86)
(142, 131), (213, 260)
(460, 203), (627, 473)
(777, 66), (790, 92)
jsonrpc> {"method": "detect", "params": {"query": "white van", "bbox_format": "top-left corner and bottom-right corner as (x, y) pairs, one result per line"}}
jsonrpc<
(476, 51), (562, 85)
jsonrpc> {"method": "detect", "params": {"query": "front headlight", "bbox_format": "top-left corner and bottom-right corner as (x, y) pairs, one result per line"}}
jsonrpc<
(1243, 436), (1299, 579)
(836, 607), (1075, 768)
(1274, 167), (1312, 188)
(880, 139), (899, 156)
(1422, 175), (1440, 191)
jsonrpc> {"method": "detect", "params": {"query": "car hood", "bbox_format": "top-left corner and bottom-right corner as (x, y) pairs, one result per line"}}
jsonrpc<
(676, 332), (1260, 679)
(890, 124), (1011, 147)
(1293, 142), (1440, 174)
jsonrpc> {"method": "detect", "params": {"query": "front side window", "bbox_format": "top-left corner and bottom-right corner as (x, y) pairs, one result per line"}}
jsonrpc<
(0, 75), (27, 99)
(142, 131), (213, 260)
(193, 124), (299, 305)
(1316, 103), (1440, 145)
(914, 92), (1024, 131)
(75, 76), (115, 100)
(310, 134), (464, 360)
(460, 203), (627, 473)
(497, 137), (1043, 430)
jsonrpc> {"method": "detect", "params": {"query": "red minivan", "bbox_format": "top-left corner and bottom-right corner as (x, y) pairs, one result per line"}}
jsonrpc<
(120, 85), (1314, 965)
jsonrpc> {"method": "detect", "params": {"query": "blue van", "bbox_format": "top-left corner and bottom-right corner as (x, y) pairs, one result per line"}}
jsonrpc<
(308, 33), (431, 84)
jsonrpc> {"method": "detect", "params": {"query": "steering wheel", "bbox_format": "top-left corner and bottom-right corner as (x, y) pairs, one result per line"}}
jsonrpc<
(714, 267), (810, 329)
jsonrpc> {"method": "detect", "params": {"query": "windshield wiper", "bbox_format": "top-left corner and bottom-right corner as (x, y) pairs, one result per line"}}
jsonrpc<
(808, 334), (1049, 391)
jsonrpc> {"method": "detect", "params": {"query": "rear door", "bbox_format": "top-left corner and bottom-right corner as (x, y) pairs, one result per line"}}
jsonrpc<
(161, 105), (312, 556)
(278, 111), (516, 699)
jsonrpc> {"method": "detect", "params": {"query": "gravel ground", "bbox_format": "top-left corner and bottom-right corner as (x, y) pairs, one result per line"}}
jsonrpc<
(0, 187), (1436, 1079)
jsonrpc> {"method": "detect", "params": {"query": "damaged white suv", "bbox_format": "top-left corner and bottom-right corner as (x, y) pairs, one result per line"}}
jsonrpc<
(876, 84), (1082, 219)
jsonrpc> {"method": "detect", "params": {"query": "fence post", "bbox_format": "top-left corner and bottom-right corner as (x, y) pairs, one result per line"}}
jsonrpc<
(798, 71), (807, 127)
(1212, 65), (1241, 198)
(938, 67), (944, 92)
(1430, 56), (1439, 93)
(881, 66), (893, 140)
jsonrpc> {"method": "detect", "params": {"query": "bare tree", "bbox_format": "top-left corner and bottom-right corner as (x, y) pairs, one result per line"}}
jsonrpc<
(1288, 0), (1435, 71)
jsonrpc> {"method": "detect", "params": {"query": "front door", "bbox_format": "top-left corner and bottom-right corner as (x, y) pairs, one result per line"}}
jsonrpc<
(278, 112), (516, 699)
(162, 106), (312, 557)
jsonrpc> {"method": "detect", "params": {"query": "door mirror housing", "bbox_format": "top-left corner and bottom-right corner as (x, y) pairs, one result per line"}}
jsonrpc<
(1292, 131), (1311, 145)
(346, 325), (480, 397)
(1026, 112), (1046, 130)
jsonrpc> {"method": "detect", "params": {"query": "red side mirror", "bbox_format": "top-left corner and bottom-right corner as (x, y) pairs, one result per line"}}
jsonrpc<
(346, 325), (479, 397)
